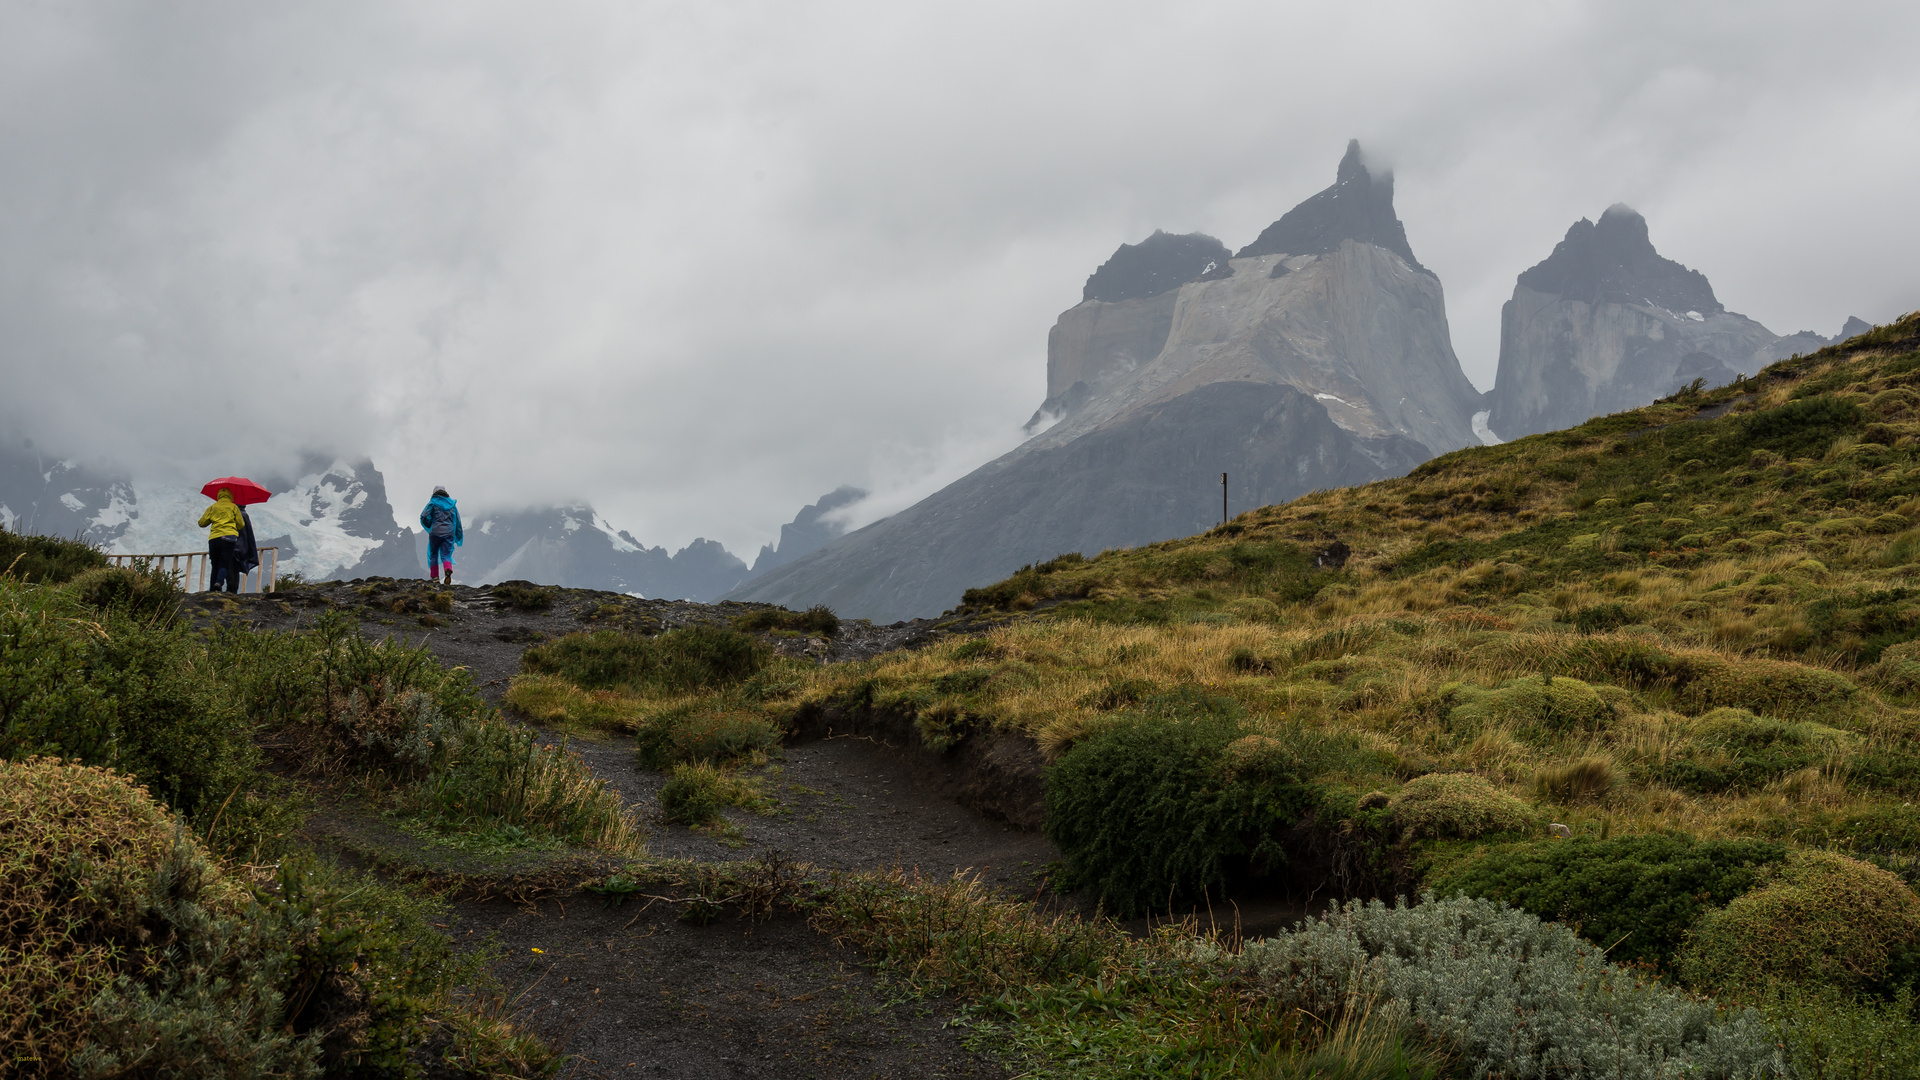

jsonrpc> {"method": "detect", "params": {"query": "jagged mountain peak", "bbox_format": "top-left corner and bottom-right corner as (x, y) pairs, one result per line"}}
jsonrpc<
(1235, 140), (1425, 273)
(748, 485), (867, 576)
(1082, 230), (1233, 304)
(1517, 205), (1721, 316)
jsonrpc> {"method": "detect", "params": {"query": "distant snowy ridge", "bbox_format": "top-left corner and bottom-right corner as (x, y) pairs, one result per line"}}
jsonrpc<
(1, 438), (865, 601)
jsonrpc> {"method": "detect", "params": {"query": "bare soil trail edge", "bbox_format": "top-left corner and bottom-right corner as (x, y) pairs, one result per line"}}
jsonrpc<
(194, 581), (1053, 1078)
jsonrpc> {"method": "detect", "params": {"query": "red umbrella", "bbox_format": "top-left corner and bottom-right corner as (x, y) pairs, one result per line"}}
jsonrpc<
(201, 476), (271, 505)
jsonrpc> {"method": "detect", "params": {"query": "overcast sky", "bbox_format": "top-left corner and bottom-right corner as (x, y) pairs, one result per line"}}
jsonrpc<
(4, 0), (1917, 554)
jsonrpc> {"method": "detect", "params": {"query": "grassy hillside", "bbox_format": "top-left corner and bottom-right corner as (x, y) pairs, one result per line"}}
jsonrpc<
(519, 313), (1920, 1076)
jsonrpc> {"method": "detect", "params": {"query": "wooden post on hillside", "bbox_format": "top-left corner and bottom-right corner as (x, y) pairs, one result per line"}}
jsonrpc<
(1221, 472), (1228, 527)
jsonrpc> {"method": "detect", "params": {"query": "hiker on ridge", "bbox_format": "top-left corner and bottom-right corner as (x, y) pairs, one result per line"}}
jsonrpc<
(420, 486), (463, 585)
(197, 487), (245, 594)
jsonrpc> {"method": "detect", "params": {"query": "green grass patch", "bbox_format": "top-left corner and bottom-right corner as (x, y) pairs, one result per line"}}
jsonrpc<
(522, 625), (769, 695)
(732, 604), (840, 637)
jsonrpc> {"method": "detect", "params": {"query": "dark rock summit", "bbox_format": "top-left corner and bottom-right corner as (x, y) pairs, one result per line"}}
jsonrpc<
(1237, 140), (1426, 273)
(1082, 230), (1233, 304)
(1516, 205), (1720, 315)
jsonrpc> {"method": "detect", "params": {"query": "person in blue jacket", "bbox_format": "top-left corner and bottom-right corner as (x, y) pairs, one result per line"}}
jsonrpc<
(420, 486), (463, 585)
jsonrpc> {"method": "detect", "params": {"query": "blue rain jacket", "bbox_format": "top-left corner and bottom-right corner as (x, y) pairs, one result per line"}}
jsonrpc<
(420, 495), (463, 546)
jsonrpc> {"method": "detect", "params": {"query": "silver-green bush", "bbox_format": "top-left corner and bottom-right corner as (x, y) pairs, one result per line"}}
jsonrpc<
(1236, 894), (1785, 1079)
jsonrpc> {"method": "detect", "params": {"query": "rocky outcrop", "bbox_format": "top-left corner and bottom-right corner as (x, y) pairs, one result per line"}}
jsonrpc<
(745, 485), (867, 578)
(1237, 140), (1425, 272)
(729, 141), (1484, 621)
(1484, 206), (1870, 440)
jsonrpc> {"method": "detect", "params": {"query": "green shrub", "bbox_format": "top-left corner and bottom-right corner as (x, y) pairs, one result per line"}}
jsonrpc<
(1388, 773), (1533, 841)
(489, 580), (554, 610)
(1237, 895), (1785, 1080)
(732, 604), (840, 637)
(1743, 394), (1864, 459)
(1226, 597), (1282, 623)
(1651, 708), (1833, 794)
(207, 613), (636, 852)
(0, 526), (108, 585)
(1554, 637), (1725, 695)
(2, 580), (260, 827)
(1443, 674), (1620, 741)
(658, 761), (728, 825)
(4, 757), (508, 1080)
(1077, 677), (1156, 710)
(1429, 835), (1788, 968)
(1569, 602), (1642, 634)
(522, 625), (769, 695)
(1044, 704), (1318, 916)
(1866, 640), (1920, 696)
(654, 761), (770, 827)
(65, 563), (181, 621)
(1679, 850), (1920, 998)
(1679, 659), (1859, 721)
(1838, 803), (1920, 856)
(1755, 983), (1920, 1080)
(632, 701), (784, 770)
(949, 637), (1002, 662)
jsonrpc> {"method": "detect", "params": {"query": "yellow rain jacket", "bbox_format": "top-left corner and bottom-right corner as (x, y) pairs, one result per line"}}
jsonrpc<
(198, 493), (244, 540)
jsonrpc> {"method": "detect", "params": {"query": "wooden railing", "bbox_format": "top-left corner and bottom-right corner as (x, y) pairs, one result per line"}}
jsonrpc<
(106, 547), (279, 593)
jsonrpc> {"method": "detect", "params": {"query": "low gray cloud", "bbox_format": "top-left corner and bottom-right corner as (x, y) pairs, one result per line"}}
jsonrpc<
(3, 0), (1916, 554)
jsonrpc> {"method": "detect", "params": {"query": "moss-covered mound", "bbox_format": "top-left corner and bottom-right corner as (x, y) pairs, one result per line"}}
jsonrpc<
(0, 756), (288, 1076)
(1388, 772), (1533, 841)
(1679, 849), (1920, 997)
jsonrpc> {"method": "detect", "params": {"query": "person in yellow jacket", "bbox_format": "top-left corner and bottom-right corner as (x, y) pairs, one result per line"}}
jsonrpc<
(197, 488), (246, 593)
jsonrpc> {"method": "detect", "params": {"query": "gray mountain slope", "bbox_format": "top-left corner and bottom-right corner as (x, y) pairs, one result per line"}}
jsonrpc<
(731, 381), (1425, 623)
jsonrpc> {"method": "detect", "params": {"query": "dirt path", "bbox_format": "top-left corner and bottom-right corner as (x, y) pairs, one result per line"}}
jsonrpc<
(195, 582), (1047, 1076)
(452, 900), (1007, 1080)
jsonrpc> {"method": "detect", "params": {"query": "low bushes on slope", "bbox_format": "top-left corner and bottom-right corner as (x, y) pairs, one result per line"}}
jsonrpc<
(1, 572), (268, 838)
(1387, 772), (1533, 841)
(1044, 691), (1345, 916)
(522, 625), (769, 695)
(732, 604), (840, 637)
(1651, 708), (1844, 795)
(66, 562), (181, 621)
(1679, 849), (1920, 999)
(3, 564), (635, 858)
(216, 612), (638, 852)
(1429, 834), (1789, 968)
(1237, 894), (1786, 1079)
(2, 757), (539, 1080)
(1440, 674), (1624, 742)
(0, 525), (109, 585)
